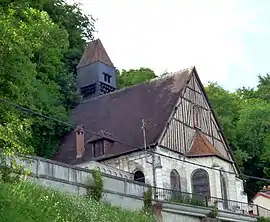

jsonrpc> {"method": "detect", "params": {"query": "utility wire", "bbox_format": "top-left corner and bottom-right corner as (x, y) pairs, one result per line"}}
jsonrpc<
(1, 98), (270, 183)
(147, 150), (270, 183)
(0, 98), (139, 149)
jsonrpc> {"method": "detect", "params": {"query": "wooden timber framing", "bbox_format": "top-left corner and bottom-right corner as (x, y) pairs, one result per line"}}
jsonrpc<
(159, 67), (240, 175)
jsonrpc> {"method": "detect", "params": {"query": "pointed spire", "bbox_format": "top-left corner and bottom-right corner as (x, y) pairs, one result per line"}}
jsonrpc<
(77, 39), (114, 69)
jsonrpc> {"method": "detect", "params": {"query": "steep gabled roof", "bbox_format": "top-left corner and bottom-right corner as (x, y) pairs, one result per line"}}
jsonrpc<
(186, 132), (232, 162)
(53, 68), (192, 164)
(77, 39), (114, 68)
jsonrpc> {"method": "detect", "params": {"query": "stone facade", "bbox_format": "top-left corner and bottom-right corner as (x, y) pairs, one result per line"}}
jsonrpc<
(100, 146), (248, 211)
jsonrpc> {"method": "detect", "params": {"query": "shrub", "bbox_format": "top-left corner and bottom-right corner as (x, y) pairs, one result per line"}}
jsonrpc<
(170, 195), (206, 207)
(258, 217), (270, 222)
(87, 169), (104, 201)
(143, 187), (153, 213)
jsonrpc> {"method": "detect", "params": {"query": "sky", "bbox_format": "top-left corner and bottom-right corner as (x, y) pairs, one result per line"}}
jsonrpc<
(67, 0), (270, 90)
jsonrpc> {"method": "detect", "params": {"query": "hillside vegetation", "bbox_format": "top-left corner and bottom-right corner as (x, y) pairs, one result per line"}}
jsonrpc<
(0, 181), (154, 222)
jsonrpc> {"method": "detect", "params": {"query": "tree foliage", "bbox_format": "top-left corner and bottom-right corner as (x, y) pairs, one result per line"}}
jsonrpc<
(205, 76), (270, 198)
(0, 0), (95, 158)
(116, 68), (157, 89)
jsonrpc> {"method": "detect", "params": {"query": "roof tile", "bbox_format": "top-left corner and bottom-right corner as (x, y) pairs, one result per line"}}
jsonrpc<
(53, 69), (192, 164)
(186, 132), (230, 161)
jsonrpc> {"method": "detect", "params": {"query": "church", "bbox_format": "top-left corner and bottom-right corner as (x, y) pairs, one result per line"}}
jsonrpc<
(53, 39), (248, 210)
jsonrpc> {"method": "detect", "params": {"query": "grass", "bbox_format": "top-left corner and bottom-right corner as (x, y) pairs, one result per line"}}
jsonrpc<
(0, 181), (155, 222)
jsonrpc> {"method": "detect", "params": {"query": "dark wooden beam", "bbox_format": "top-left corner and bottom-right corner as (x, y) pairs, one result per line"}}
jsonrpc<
(181, 96), (209, 111)
(172, 117), (223, 143)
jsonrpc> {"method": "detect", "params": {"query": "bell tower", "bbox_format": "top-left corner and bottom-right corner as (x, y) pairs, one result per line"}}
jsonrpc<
(76, 39), (116, 100)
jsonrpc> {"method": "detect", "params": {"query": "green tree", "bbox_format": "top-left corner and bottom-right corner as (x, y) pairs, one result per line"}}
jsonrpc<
(236, 99), (270, 197)
(117, 68), (157, 89)
(205, 82), (242, 150)
(0, 1), (95, 158)
(205, 80), (270, 198)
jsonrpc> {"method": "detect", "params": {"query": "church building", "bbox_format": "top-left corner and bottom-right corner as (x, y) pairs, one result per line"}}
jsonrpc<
(53, 39), (248, 211)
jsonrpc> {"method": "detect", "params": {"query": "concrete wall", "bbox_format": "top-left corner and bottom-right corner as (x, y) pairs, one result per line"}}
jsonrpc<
(7, 155), (257, 222)
(160, 202), (257, 222)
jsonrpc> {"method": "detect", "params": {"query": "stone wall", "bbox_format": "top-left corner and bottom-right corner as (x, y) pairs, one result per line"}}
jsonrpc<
(101, 146), (248, 207)
(7, 155), (257, 222)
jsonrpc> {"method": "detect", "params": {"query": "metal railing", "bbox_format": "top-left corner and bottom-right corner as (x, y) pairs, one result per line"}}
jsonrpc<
(153, 187), (263, 216)
(155, 187), (208, 207)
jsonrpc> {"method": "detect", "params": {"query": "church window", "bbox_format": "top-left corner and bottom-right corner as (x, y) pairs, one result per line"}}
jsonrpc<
(103, 72), (112, 83)
(134, 171), (145, 183)
(220, 171), (228, 209)
(100, 82), (114, 94)
(80, 83), (96, 99)
(170, 170), (181, 199)
(191, 169), (210, 198)
(93, 140), (105, 158)
(193, 105), (200, 128)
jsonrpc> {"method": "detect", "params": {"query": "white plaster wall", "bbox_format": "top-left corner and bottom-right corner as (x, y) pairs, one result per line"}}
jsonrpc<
(253, 195), (270, 210)
(99, 147), (248, 207)
(101, 151), (154, 185)
(155, 146), (247, 204)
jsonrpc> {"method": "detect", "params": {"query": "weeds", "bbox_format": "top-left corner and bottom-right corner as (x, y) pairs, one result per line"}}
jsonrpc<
(0, 181), (155, 222)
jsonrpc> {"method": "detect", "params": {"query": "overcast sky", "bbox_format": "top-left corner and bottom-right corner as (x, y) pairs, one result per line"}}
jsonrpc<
(67, 0), (270, 90)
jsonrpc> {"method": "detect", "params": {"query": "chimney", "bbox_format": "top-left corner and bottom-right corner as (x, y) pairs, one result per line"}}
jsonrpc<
(76, 125), (85, 158)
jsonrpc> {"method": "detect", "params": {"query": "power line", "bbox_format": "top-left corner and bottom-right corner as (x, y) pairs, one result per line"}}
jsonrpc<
(147, 150), (270, 183)
(0, 98), (139, 149)
(1, 98), (270, 184)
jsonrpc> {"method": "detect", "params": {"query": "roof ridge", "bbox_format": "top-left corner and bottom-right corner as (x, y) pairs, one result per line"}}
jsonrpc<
(77, 38), (114, 68)
(80, 67), (194, 104)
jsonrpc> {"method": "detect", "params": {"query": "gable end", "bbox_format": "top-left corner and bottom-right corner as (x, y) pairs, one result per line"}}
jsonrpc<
(159, 67), (241, 175)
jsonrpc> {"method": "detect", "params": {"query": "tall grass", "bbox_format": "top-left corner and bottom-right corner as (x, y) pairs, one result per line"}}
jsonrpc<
(0, 181), (155, 222)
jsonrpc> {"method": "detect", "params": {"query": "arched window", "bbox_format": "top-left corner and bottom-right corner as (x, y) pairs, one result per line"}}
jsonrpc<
(220, 171), (228, 209)
(191, 169), (210, 198)
(134, 171), (145, 183)
(170, 170), (181, 191)
(170, 169), (181, 200)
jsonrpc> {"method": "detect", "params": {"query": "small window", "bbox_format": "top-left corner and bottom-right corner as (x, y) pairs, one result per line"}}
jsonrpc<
(93, 140), (104, 158)
(193, 105), (200, 128)
(134, 171), (145, 183)
(103, 72), (111, 83)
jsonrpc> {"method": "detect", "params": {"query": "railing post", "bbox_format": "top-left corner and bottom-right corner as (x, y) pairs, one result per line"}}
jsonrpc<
(256, 204), (259, 216)
(205, 195), (209, 207)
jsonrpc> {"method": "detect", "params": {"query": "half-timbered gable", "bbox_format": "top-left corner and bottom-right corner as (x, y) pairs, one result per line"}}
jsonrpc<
(160, 68), (235, 167)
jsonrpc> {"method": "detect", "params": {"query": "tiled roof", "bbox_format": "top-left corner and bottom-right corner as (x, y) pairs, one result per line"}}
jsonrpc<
(52, 68), (192, 164)
(77, 39), (114, 68)
(186, 132), (230, 162)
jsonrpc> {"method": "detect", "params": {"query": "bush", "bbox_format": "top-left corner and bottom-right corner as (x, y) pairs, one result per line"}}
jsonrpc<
(87, 169), (104, 201)
(0, 181), (155, 222)
(258, 217), (270, 222)
(143, 187), (153, 213)
(170, 194), (206, 207)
